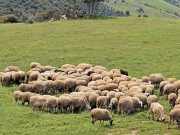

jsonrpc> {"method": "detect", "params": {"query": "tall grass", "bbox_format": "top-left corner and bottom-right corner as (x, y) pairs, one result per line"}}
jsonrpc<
(0, 17), (180, 134)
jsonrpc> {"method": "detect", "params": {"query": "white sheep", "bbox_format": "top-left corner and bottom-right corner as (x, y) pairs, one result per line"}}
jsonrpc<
(90, 108), (113, 125)
(149, 102), (165, 122)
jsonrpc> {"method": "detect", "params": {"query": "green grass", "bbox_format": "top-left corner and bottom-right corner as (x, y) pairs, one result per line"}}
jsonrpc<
(108, 0), (180, 18)
(1, 17), (180, 134)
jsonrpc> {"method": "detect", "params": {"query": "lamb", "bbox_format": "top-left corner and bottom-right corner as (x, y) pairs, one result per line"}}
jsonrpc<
(168, 108), (180, 129)
(109, 97), (118, 114)
(168, 93), (177, 111)
(118, 97), (134, 115)
(90, 108), (113, 125)
(147, 95), (158, 108)
(149, 102), (165, 122)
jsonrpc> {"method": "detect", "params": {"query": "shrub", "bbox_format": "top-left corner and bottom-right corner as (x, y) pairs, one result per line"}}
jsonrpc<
(0, 15), (19, 23)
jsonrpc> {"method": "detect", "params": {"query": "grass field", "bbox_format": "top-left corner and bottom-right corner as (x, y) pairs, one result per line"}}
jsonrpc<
(0, 17), (180, 135)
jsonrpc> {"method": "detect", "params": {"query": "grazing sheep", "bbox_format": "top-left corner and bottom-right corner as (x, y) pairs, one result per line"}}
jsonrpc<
(19, 83), (33, 92)
(168, 108), (180, 129)
(163, 84), (175, 98)
(133, 93), (148, 109)
(147, 95), (158, 109)
(32, 81), (46, 94)
(167, 78), (176, 84)
(141, 76), (149, 83)
(30, 62), (41, 69)
(21, 92), (39, 105)
(145, 85), (154, 95)
(106, 91), (116, 101)
(175, 97), (180, 105)
(90, 108), (113, 125)
(30, 95), (47, 111)
(13, 91), (23, 105)
(149, 73), (165, 88)
(58, 94), (71, 113)
(64, 78), (76, 92)
(18, 71), (26, 83)
(4, 66), (20, 72)
(118, 97), (134, 115)
(130, 97), (143, 112)
(53, 80), (65, 93)
(115, 92), (125, 100)
(28, 71), (40, 82)
(159, 81), (169, 96)
(149, 102), (165, 122)
(46, 96), (58, 113)
(1, 73), (11, 86)
(109, 97), (118, 114)
(69, 96), (91, 113)
(89, 93), (99, 109)
(96, 96), (110, 109)
(173, 80), (180, 94)
(168, 93), (177, 111)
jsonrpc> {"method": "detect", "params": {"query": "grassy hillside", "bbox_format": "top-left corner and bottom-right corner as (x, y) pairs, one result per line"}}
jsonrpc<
(108, 0), (180, 18)
(0, 18), (180, 135)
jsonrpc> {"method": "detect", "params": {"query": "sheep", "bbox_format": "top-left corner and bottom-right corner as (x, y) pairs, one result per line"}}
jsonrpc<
(21, 92), (39, 105)
(168, 93), (177, 111)
(11, 71), (20, 85)
(145, 85), (154, 95)
(168, 108), (180, 129)
(19, 83), (33, 92)
(30, 95), (47, 111)
(105, 83), (118, 91)
(173, 104), (180, 109)
(46, 96), (58, 113)
(90, 108), (113, 125)
(133, 93), (148, 109)
(4, 66), (20, 72)
(120, 69), (128, 76)
(52, 79), (65, 94)
(101, 90), (109, 96)
(89, 93), (99, 109)
(1, 73), (11, 86)
(118, 97), (134, 115)
(18, 71), (26, 83)
(167, 78), (176, 84)
(149, 73), (165, 88)
(32, 81), (46, 94)
(147, 95), (158, 109)
(114, 92), (125, 100)
(30, 62), (41, 69)
(173, 80), (180, 94)
(149, 102), (165, 122)
(96, 96), (110, 109)
(13, 91), (23, 105)
(69, 96), (91, 113)
(109, 97), (118, 114)
(159, 81), (169, 96)
(57, 94), (71, 113)
(130, 97), (143, 112)
(28, 71), (40, 82)
(163, 84), (175, 98)
(175, 97), (180, 105)
(106, 91), (116, 101)
(141, 76), (149, 83)
(64, 78), (76, 92)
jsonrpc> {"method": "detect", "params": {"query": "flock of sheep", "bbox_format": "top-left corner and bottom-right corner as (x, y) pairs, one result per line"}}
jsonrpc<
(1, 62), (180, 128)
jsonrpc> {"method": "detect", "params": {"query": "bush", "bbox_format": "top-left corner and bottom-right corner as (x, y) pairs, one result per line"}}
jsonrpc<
(0, 15), (19, 23)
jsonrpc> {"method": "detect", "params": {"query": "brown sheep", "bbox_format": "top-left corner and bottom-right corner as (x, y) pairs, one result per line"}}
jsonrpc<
(147, 95), (158, 109)
(163, 84), (175, 98)
(13, 91), (23, 105)
(149, 73), (165, 88)
(109, 97), (118, 114)
(32, 81), (46, 94)
(105, 83), (118, 91)
(133, 93), (148, 109)
(46, 96), (58, 113)
(173, 80), (180, 94)
(30, 62), (41, 69)
(159, 81), (169, 96)
(30, 95), (47, 111)
(149, 102), (165, 122)
(1, 73), (11, 86)
(118, 97), (134, 115)
(89, 93), (99, 109)
(168, 93), (177, 111)
(58, 94), (71, 113)
(69, 96), (91, 113)
(96, 96), (110, 109)
(4, 66), (20, 72)
(168, 108), (180, 129)
(19, 83), (33, 92)
(91, 108), (113, 125)
(64, 78), (76, 92)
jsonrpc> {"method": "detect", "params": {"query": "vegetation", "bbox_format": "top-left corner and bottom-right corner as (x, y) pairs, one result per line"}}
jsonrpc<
(0, 18), (180, 134)
(0, 0), (180, 22)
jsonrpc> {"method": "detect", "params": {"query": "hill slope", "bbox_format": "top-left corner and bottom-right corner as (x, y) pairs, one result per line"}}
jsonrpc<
(106, 0), (180, 18)
(0, 0), (180, 21)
